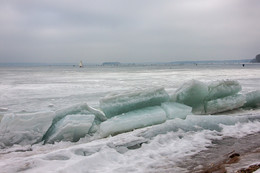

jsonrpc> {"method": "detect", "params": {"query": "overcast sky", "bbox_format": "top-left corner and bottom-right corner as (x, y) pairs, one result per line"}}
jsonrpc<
(0, 0), (259, 63)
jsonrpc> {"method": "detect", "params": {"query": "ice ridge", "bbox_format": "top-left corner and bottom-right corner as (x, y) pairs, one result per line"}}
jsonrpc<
(0, 80), (259, 147)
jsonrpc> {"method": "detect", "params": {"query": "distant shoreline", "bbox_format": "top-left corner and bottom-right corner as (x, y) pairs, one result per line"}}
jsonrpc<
(0, 59), (258, 67)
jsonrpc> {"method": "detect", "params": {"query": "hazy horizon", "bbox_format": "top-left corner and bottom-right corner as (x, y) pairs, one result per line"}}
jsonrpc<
(0, 0), (259, 64)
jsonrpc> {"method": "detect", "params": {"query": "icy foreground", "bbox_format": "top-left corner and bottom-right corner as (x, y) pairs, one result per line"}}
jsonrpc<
(1, 114), (260, 173)
(0, 80), (259, 148)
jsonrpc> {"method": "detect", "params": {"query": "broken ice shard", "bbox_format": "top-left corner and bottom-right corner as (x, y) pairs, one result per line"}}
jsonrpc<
(161, 102), (192, 119)
(99, 106), (166, 137)
(99, 88), (170, 118)
(46, 114), (95, 143)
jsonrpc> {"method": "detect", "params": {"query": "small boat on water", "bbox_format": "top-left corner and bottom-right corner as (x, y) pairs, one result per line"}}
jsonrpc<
(79, 60), (83, 68)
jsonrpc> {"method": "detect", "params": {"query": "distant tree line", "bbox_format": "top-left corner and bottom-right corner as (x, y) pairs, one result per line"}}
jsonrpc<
(256, 54), (260, 62)
(251, 54), (260, 63)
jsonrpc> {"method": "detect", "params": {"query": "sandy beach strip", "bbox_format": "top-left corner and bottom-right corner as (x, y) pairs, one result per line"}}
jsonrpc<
(190, 133), (260, 173)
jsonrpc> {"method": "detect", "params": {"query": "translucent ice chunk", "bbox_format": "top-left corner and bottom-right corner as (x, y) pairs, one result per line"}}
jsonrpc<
(99, 106), (167, 137)
(243, 90), (260, 108)
(161, 102), (192, 119)
(100, 88), (170, 118)
(0, 111), (55, 147)
(205, 94), (246, 114)
(174, 80), (208, 107)
(43, 103), (106, 142)
(207, 80), (241, 100)
(46, 114), (95, 143)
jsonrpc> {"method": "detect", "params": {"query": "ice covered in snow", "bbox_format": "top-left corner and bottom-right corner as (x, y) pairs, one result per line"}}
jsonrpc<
(243, 90), (260, 108)
(221, 120), (260, 138)
(99, 106), (166, 137)
(205, 94), (246, 114)
(46, 114), (95, 143)
(173, 80), (208, 107)
(206, 80), (241, 100)
(99, 88), (170, 118)
(0, 111), (55, 147)
(161, 102), (192, 119)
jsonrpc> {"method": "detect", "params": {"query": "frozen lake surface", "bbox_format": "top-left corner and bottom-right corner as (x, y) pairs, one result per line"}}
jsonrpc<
(0, 64), (260, 172)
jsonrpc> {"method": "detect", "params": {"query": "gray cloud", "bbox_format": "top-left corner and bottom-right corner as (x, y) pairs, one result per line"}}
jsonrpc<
(0, 0), (259, 63)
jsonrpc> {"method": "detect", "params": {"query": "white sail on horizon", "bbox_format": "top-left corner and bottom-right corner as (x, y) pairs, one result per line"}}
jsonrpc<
(79, 60), (83, 68)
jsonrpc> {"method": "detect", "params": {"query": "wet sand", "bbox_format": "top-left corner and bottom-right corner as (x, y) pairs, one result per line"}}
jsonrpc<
(183, 133), (260, 173)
